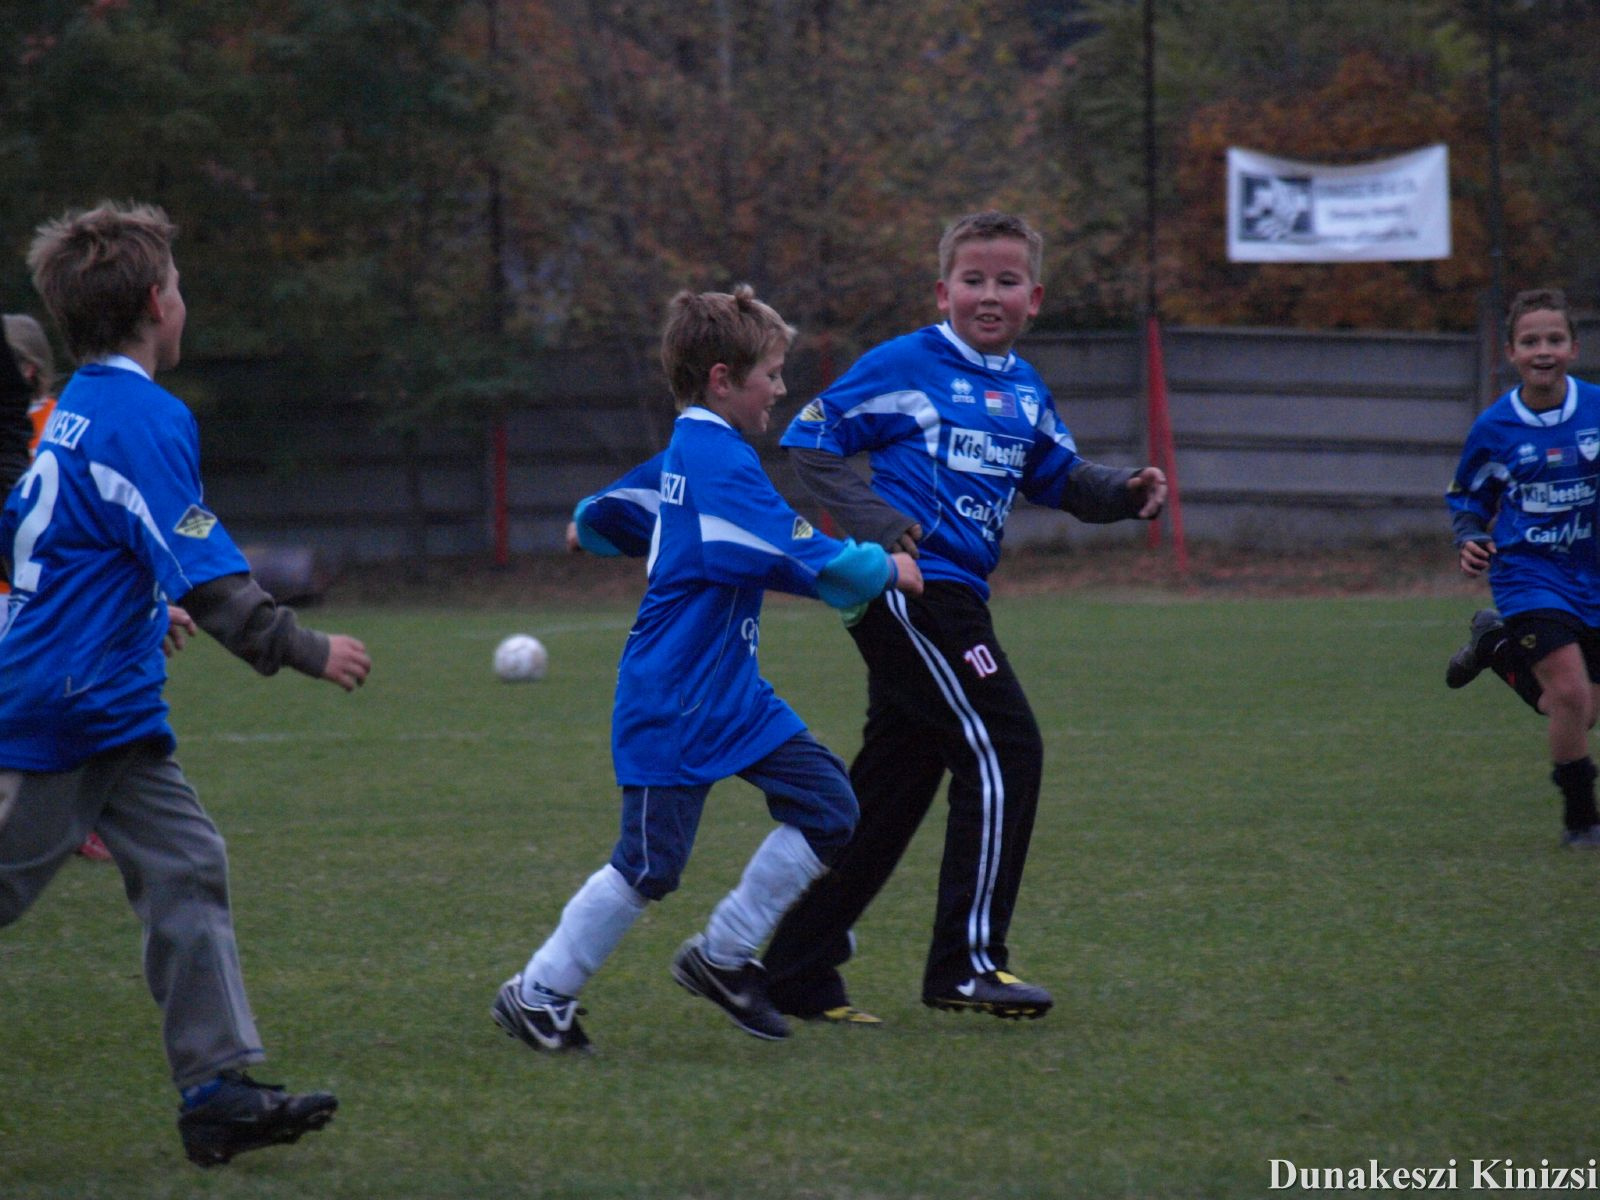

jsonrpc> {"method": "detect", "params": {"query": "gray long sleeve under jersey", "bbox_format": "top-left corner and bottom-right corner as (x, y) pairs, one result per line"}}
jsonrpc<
(787, 447), (1145, 549)
(178, 573), (330, 678)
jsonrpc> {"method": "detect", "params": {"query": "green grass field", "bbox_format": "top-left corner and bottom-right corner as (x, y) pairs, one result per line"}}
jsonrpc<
(3, 589), (1596, 1199)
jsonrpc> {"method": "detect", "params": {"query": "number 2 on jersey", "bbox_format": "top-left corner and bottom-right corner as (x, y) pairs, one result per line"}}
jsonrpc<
(10, 451), (60, 592)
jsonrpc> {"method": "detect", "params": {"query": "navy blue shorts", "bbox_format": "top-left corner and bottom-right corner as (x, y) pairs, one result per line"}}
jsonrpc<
(609, 731), (857, 901)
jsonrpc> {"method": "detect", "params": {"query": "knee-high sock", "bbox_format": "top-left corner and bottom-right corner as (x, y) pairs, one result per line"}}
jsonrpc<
(523, 864), (647, 999)
(704, 825), (825, 968)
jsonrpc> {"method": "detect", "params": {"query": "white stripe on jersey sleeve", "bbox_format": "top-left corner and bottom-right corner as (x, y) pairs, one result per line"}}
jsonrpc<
(90, 461), (195, 596)
(1035, 407), (1078, 453)
(839, 390), (942, 456)
(606, 486), (662, 514)
(698, 513), (820, 578)
(1468, 460), (1511, 493)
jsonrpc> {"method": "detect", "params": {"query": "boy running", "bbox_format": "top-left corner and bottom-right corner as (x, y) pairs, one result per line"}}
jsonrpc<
(0, 202), (371, 1166)
(492, 286), (921, 1050)
(1445, 288), (1600, 846)
(761, 211), (1166, 1023)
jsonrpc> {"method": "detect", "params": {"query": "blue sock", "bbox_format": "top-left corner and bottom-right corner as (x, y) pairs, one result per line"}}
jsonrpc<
(180, 1076), (224, 1109)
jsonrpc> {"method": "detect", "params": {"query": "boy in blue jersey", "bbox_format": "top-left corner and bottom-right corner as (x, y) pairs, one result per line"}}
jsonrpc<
(1445, 288), (1600, 846)
(761, 211), (1167, 1023)
(0, 202), (372, 1166)
(493, 286), (922, 1050)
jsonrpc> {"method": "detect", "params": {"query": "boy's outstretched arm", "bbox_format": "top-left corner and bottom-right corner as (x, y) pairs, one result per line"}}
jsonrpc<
(1056, 461), (1166, 523)
(177, 572), (371, 690)
(789, 447), (922, 555)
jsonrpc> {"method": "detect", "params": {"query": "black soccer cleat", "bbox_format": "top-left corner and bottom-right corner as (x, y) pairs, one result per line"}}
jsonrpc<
(924, 970), (1053, 1020)
(1446, 608), (1505, 689)
(1560, 824), (1600, 848)
(491, 975), (592, 1053)
(176, 1071), (337, 1167)
(670, 934), (790, 1041)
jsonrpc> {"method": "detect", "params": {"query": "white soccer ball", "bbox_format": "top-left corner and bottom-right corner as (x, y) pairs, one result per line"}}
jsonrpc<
(493, 634), (548, 683)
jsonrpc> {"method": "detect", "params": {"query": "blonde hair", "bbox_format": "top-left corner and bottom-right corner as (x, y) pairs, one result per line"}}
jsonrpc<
(938, 210), (1044, 283)
(2, 313), (55, 396)
(660, 285), (796, 409)
(26, 201), (177, 361)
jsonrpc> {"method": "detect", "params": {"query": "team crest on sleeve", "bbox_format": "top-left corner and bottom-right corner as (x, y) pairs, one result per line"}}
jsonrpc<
(1579, 430), (1600, 461)
(799, 400), (826, 423)
(173, 505), (220, 538)
(1017, 386), (1041, 425)
(791, 516), (815, 540)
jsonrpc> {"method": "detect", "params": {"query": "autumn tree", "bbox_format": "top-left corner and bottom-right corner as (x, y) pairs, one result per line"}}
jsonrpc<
(1163, 49), (1556, 330)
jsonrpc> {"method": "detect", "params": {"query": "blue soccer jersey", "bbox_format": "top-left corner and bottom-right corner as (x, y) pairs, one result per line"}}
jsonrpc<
(780, 322), (1082, 599)
(610, 407), (891, 787)
(0, 362), (249, 770)
(1446, 376), (1600, 623)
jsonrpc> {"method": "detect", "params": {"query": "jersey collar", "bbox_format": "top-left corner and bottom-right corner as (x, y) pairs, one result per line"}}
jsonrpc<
(1511, 376), (1576, 427)
(936, 322), (1016, 373)
(681, 405), (733, 430)
(89, 354), (152, 381)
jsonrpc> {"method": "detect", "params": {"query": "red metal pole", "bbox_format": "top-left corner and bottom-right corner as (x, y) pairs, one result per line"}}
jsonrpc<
(1145, 315), (1187, 574)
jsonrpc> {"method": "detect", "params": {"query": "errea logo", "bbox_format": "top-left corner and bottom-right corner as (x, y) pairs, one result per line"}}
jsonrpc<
(947, 429), (1029, 477)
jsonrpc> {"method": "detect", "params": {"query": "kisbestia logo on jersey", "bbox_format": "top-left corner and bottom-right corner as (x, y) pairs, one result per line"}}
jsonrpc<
(791, 516), (814, 540)
(950, 378), (975, 404)
(948, 430), (1029, 477)
(1547, 446), (1575, 468)
(1580, 429), (1600, 461)
(173, 506), (219, 539)
(1521, 479), (1597, 513)
(1016, 386), (1041, 425)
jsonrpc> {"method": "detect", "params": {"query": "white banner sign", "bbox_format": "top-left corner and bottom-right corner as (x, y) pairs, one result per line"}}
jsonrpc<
(1227, 144), (1451, 263)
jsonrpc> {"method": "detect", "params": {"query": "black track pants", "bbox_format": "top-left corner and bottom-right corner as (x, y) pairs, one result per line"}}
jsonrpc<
(765, 581), (1043, 1009)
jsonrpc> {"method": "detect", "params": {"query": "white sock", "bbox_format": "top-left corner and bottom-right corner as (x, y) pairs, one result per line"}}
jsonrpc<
(703, 825), (825, 967)
(522, 864), (647, 1000)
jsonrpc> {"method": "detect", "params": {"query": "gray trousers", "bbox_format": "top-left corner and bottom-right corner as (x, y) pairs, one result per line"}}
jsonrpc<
(0, 741), (265, 1088)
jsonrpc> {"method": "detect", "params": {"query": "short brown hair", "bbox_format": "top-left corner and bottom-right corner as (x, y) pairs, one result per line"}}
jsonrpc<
(2, 313), (55, 396)
(1505, 287), (1574, 346)
(660, 285), (796, 409)
(938, 211), (1044, 283)
(26, 201), (177, 361)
